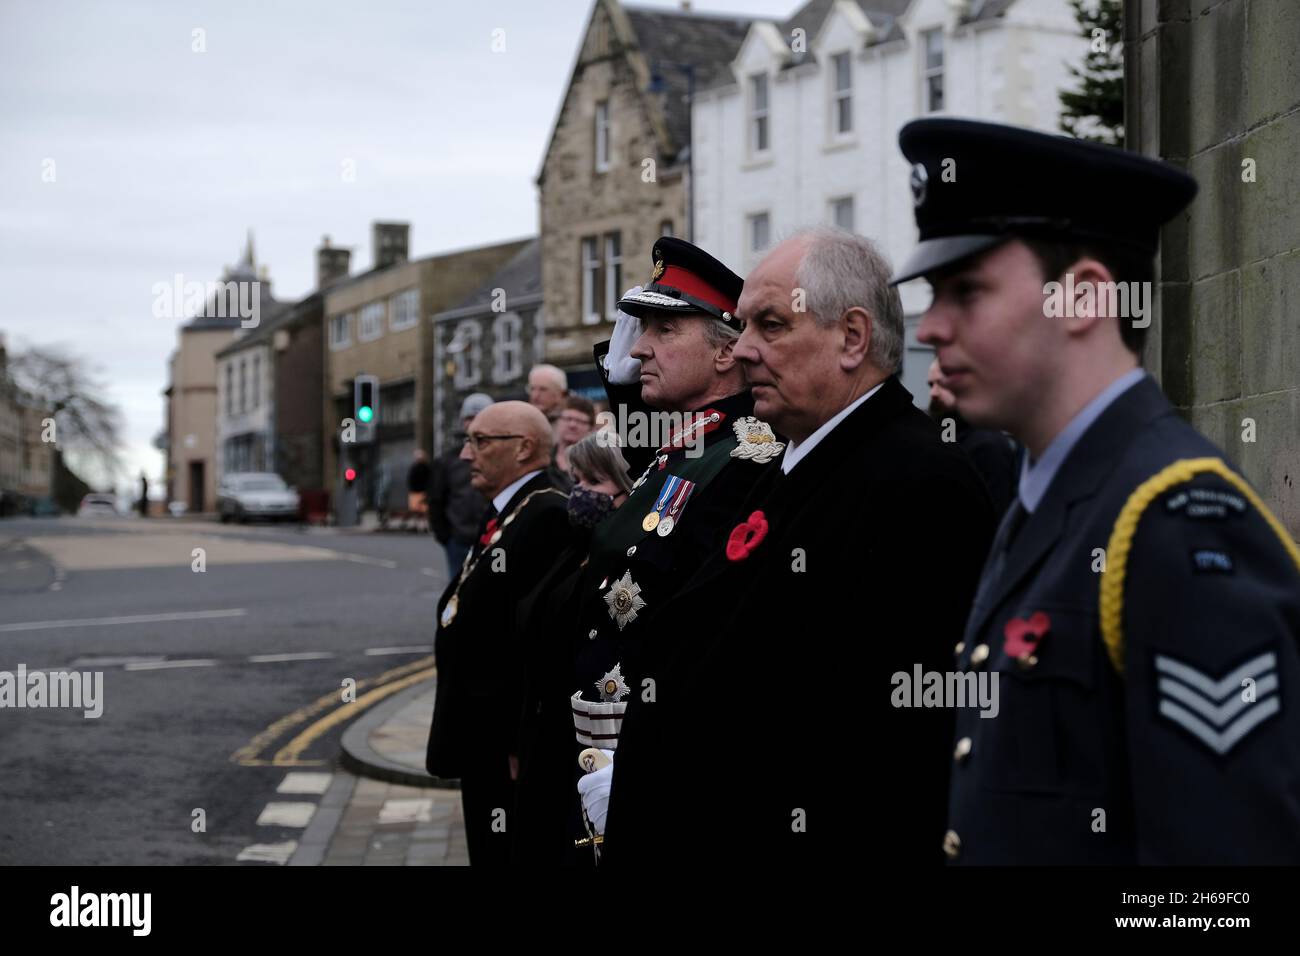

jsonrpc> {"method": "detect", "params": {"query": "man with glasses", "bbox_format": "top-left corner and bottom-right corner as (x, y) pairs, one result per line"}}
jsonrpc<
(425, 400), (571, 865)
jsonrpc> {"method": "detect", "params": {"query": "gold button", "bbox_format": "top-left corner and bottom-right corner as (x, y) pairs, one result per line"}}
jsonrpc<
(954, 641), (965, 656)
(970, 644), (990, 666)
(954, 737), (972, 762)
(943, 829), (961, 859)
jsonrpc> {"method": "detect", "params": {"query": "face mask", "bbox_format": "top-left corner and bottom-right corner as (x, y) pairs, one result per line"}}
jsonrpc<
(568, 486), (616, 529)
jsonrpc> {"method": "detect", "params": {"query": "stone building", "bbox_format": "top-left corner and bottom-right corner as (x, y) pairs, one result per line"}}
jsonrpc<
(431, 238), (544, 456)
(537, 0), (753, 395)
(322, 223), (528, 515)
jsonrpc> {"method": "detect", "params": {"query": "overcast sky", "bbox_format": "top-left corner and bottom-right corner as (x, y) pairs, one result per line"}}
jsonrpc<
(0, 0), (794, 496)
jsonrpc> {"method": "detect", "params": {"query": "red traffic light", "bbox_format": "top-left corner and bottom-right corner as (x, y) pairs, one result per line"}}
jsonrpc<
(344, 468), (357, 482)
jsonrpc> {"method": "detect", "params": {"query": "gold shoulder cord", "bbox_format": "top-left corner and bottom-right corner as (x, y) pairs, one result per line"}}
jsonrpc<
(442, 488), (566, 616)
(1100, 457), (1300, 676)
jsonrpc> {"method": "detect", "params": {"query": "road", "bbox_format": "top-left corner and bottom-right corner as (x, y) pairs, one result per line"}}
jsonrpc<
(0, 515), (449, 865)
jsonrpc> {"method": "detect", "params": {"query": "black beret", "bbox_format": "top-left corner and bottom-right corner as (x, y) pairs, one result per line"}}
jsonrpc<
(891, 118), (1199, 284)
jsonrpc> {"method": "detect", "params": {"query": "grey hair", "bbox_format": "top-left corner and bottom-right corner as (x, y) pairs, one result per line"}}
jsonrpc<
(790, 226), (904, 375)
(567, 431), (633, 495)
(701, 318), (740, 349)
(529, 363), (567, 390)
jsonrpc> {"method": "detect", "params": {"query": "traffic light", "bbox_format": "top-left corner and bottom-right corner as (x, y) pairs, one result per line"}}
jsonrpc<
(353, 374), (379, 443)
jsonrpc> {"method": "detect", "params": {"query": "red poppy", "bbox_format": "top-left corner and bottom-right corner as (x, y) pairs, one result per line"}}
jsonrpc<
(725, 511), (769, 562)
(479, 518), (499, 547)
(1003, 611), (1051, 659)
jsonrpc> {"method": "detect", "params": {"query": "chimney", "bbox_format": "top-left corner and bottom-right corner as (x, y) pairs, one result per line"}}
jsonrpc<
(372, 221), (410, 271)
(316, 234), (352, 289)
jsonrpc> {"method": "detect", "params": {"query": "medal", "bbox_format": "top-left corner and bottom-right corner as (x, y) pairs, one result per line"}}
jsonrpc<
(655, 475), (694, 536)
(604, 571), (646, 631)
(641, 511), (660, 532)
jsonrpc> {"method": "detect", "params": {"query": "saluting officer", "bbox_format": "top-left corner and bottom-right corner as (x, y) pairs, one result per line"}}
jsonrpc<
(557, 238), (782, 849)
(896, 118), (1300, 864)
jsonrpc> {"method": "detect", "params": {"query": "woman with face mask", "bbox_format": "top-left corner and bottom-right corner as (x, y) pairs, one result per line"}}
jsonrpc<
(513, 430), (631, 864)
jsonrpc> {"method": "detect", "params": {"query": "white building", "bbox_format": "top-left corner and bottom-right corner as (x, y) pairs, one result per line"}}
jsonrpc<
(691, 0), (1087, 401)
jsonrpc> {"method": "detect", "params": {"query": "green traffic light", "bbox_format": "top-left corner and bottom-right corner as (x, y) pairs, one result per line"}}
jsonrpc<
(358, 406), (374, 423)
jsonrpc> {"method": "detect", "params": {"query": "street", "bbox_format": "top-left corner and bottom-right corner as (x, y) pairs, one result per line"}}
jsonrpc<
(0, 515), (448, 865)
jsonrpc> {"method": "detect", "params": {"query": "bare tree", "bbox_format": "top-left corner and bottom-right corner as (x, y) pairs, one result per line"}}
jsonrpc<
(7, 345), (124, 479)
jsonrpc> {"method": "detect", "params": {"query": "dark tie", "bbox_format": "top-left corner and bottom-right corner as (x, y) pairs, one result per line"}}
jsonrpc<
(972, 497), (1028, 611)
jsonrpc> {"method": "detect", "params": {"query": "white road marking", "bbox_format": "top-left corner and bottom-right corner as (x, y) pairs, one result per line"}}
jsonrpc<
(364, 646), (432, 656)
(70, 656), (166, 667)
(420, 568), (438, 577)
(276, 772), (334, 795)
(378, 798), (434, 825)
(124, 658), (218, 671)
(0, 608), (246, 633)
(340, 554), (398, 569)
(257, 802), (317, 828)
(236, 841), (298, 864)
(248, 652), (335, 663)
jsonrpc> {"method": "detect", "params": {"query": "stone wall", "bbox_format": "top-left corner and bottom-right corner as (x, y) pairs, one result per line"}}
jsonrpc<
(1126, 0), (1299, 537)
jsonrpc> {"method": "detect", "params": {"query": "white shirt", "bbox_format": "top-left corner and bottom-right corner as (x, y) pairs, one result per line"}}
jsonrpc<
(780, 382), (885, 475)
(492, 469), (544, 515)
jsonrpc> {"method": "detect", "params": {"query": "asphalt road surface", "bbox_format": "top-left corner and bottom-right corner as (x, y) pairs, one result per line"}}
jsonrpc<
(0, 515), (450, 865)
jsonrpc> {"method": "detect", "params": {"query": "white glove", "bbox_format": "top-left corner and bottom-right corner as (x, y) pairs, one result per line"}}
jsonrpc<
(576, 749), (616, 835)
(603, 288), (644, 385)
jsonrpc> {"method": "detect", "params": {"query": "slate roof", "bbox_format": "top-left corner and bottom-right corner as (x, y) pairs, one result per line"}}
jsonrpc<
(436, 238), (541, 319)
(623, 5), (754, 155)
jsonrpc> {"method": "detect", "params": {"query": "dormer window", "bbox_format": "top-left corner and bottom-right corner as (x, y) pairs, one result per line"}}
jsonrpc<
(749, 73), (770, 154)
(831, 52), (852, 135)
(922, 28), (944, 113)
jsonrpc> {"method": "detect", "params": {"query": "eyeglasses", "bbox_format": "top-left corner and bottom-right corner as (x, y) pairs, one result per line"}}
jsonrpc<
(463, 433), (523, 451)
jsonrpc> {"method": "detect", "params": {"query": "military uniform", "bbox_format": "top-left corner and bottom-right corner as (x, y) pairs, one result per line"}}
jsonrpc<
(944, 375), (1300, 863)
(568, 239), (781, 757)
(893, 118), (1300, 864)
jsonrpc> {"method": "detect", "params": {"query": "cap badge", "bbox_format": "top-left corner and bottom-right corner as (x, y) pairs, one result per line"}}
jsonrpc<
(651, 258), (665, 282)
(730, 416), (785, 464)
(910, 162), (929, 208)
(604, 570), (646, 631)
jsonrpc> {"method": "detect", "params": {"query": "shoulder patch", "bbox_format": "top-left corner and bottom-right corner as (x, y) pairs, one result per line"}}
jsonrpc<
(1100, 458), (1300, 675)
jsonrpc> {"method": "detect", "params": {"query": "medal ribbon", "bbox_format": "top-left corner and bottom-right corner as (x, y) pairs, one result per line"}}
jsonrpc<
(664, 478), (694, 524)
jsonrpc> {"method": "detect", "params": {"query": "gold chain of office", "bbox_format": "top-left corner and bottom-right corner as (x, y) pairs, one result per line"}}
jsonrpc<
(439, 487), (566, 627)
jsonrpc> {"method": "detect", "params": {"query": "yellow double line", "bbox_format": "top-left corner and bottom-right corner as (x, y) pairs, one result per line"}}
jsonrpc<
(231, 656), (434, 767)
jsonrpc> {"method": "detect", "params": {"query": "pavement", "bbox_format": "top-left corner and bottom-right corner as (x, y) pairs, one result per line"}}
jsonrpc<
(289, 680), (472, 865)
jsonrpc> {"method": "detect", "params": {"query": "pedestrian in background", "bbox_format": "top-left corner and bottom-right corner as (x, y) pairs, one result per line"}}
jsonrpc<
(527, 364), (567, 425)
(429, 393), (493, 576)
(406, 449), (431, 519)
(555, 395), (596, 473)
(927, 357), (1019, 516)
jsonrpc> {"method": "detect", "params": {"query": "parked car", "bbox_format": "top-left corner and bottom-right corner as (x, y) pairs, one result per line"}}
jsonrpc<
(31, 497), (62, 517)
(217, 472), (300, 523)
(77, 493), (119, 517)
